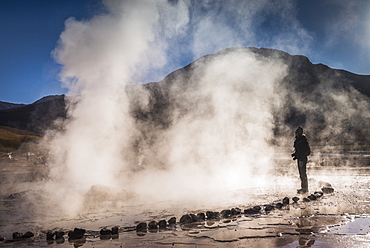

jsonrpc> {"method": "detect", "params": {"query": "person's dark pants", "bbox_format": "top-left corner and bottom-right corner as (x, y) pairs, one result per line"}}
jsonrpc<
(298, 159), (308, 192)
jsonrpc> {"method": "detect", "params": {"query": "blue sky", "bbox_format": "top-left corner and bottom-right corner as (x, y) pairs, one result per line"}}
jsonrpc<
(1, 0), (369, 104)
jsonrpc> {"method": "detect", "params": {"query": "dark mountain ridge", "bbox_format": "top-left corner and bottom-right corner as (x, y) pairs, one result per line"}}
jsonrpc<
(0, 101), (25, 110)
(1, 47), (369, 145)
(131, 47), (370, 145)
(0, 95), (66, 135)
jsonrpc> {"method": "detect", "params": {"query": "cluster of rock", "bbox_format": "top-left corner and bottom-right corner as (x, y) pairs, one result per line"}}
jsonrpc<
(136, 217), (177, 232)
(0, 231), (35, 243)
(0, 186), (335, 243)
(134, 189), (332, 232)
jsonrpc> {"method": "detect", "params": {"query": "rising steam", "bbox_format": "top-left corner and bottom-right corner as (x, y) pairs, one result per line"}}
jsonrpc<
(40, 0), (370, 217)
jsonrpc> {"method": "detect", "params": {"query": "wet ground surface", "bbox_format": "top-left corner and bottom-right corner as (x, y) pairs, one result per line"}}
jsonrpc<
(1, 149), (370, 247)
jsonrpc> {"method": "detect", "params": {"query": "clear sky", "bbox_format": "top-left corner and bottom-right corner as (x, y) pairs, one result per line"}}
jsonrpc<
(1, 0), (369, 104)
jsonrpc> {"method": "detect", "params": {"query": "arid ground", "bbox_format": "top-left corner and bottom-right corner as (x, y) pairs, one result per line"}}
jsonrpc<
(1, 145), (370, 247)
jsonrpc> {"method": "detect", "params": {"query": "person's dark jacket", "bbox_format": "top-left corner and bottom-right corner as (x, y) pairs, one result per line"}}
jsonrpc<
(293, 135), (311, 161)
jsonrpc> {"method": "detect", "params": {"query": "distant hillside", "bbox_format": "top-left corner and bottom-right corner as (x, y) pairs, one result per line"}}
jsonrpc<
(0, 48), (369, 147)
(0, 126), (41, 151)
(129, 47), (370, 146)
(0, 101), (25, 110)
(0, 95), (66, 135)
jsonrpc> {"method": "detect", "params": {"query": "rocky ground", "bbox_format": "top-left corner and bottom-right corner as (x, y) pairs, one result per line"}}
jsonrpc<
(1, 149), (370, 247)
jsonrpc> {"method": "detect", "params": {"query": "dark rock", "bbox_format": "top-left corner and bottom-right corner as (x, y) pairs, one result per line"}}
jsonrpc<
(136, 222), (147, 231)
(55, 231), (65, 239)
(100, 228), (112, 236)
(158, 220), (167, 229)
(303, 197), (310, 202)
(231, 208), (241, 216)
(206, 211), (215, 219)
(22, 231), (34, 239)
(314, 191), (324, 198)
(244, 206), (261, 215)
(206, 211), (220, 219)
(68, 230), (75, 239)
(0, 236), (4, 242)
(190, 214), (199, 222)
(180, 214), (193, 224)
(264, 205), (274, 212)
(111, 226), (119, 235)
(283, 197), (290, 205)
(253, 206), (262, 212)
(73, 228), (85, 239)
(46, 231), (55, 240)
(168, 217), (176, 226)
(275, 203), (283, 209)
(68, 228), (85, 239)
(220, 209), (231, 218)
(244, 208), (256, 214)
(100, 228), (112, 240)
(322, 187), (334, 194)
(308, 194), (317, 201)
(12, 232), (23, 240)
(148, 221), (158, 230)
(197, 213), (206, 221)
(292, 197), (299, 203)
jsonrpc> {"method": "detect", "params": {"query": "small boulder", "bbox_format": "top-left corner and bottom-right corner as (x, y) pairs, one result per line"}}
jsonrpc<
(22, 232), (35, 239)
(314, 191), (324, 198)
(68, 231), (75, 239)
(158, 220), (167, 229)
(12, 232), (23, 240)
(148, 221), (158, 230)
(22, 231), (34, 239)
(264, 205), (274, 212)
(220, 209), (231, 218)
(168, 217), (176, 226)
(303, 197), (310, 202)
(275, 203), (283, 209)
(100, 228), (112, 236)
(322, 187), (334, 194)
(111, 226), (119, 235)
(72, 228), (85, 239)
(308, 194), (317, 201)
(197, 213), (206, 221)
(292, 197), (299, 203)
(0, 236), (4, 242)
(206, 211), (215, 219)
(231, 208), (241, 216)
(283, 197), (290, 205)
(55, 231), (65, 239)
(190, 214), (199, 222)
(46, 231), (55, 240)
(100, 228), (112, 240)
(180, 214), (193, 224)
(136, 222), (147, 231)
(244, 206), (261, 215)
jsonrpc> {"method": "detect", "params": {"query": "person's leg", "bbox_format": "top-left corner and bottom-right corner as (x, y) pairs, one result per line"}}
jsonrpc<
(298, 160), (308, 192)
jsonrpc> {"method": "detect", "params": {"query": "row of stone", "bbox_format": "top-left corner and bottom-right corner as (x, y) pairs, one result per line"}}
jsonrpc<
(0, 187), (333, 242)
(135, 189), (331, 231)
(0, 226), (120, 243)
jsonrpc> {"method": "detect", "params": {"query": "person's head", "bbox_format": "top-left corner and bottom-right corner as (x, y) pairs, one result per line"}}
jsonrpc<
(295, 126), (303, 137)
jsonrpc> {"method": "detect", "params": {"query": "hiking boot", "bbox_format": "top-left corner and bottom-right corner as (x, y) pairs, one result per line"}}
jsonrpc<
(297, 189), (308, 194)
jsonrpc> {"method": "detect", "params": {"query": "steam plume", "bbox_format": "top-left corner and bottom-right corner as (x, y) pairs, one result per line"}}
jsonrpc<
(40, 0), (370, 217)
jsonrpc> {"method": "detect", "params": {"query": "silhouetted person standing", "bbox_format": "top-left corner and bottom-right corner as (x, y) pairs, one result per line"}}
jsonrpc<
(292, 126), (311, 194)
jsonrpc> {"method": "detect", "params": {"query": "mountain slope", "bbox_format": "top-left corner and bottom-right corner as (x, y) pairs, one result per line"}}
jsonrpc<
(0, 95), (66, 135)
(0, 101), (25, 110)
(130, 47), (370, 146)
(1, 48), (369, 146)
